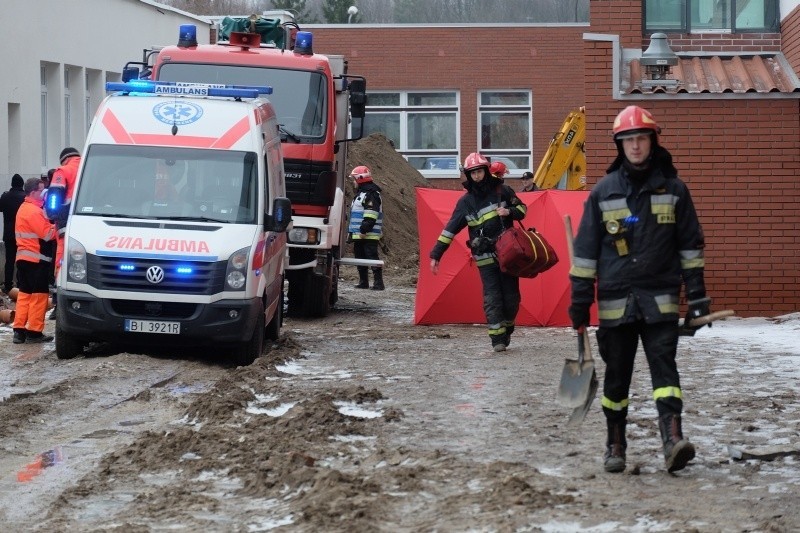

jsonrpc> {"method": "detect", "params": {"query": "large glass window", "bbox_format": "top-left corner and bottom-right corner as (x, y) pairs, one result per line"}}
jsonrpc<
(478, 91), (531, 175)
(364, 91), (459, 177)
(645, 0), (779, 33)
(158, 63), (328, 140)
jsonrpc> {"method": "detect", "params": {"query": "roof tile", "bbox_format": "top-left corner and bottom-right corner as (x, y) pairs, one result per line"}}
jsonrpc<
(627, 54), (800, 94)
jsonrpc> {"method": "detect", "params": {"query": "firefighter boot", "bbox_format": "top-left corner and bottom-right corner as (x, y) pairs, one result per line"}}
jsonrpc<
(354, 268), (369, 289)
(371, 268), (385, 291)
(603, 419), (627, 473)
(658, 413), (696, 473)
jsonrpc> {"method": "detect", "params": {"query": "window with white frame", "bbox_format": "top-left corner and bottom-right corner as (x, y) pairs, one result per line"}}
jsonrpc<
(644, 0), (779, 33)
(478, 90), (531, 176)
(364, 91), (459, 177)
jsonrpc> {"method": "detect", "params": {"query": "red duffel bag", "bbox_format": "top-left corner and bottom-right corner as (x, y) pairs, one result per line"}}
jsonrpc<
(494, 221), (559, 278)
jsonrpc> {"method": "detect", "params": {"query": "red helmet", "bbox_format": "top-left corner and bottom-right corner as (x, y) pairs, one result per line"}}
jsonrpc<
(612, 106), (660, 141)
(489, 161), (508, 178)
(463, 152), (490, 173)
(349, 165), (372, 184)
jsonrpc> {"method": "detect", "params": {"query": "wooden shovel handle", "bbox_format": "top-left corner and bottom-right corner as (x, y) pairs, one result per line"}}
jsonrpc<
(688, 309), (735, 327)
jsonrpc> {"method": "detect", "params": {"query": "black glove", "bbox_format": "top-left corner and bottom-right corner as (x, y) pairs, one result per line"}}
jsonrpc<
(568, 303), (590, 330)
(686, 296), (711, 324)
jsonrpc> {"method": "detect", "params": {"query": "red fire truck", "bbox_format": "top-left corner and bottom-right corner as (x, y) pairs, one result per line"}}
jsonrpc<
(124, 14), (369, 317)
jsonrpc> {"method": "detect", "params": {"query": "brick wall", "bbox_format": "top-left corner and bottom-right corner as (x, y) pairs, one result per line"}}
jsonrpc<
(783, 4), (800, 71)
(586, 2), (800, 317)
(664, 33), (781, 53)
(310, 25), (586, 176)
(308, 14), (800, 316)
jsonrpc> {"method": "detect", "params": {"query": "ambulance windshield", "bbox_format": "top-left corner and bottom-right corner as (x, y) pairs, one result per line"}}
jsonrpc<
(158, 63), (327, 140)
(73, 145), (259, 224)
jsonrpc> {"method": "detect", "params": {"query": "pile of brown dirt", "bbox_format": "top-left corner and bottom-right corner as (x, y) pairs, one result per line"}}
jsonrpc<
(344, 133), (432, 286)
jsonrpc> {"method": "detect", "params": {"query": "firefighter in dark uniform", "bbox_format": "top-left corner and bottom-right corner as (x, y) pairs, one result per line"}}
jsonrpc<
(429, 153), (527, 352)
(348, 166), (385, 290)
(568, 105), (711, 474)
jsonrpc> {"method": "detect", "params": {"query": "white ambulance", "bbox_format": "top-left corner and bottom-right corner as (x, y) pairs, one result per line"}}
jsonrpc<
(55, 81), (291, 365)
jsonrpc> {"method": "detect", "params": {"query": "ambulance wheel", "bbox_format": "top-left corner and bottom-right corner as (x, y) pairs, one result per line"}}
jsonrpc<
(55, 323), (84, 360)
(231, 308), (264, 366)
(266, 289), (283, 341)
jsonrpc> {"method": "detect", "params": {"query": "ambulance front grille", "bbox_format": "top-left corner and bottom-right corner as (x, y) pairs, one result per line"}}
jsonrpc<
(87, 255), (225, 295)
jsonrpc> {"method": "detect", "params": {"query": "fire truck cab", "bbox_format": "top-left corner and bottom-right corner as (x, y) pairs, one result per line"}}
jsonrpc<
(131, 18), (370, 317)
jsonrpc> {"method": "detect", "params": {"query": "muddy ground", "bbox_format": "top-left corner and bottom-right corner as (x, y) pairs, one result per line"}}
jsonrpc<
(0, 276), (798, 532)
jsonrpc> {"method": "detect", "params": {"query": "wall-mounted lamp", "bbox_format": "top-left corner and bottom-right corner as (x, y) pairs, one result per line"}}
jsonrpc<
(640, 33), (678, 81)
(347, 6), (359, 23)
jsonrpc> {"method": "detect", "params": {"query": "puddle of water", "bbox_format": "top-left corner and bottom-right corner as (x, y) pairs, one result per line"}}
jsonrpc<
(82, 429), (128, 439)
(16, 446), (64, 482)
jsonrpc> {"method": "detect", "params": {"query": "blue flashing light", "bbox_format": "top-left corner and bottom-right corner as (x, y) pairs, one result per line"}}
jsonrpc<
(105, 81), (273, 98)
(175, 266), (194, 275)
(294, 31), (313, 55)
(623, 215), (639, 226)
(47, 193), (59, 212)
(178, 24), (198, 47)
(119, 264), (136, 271)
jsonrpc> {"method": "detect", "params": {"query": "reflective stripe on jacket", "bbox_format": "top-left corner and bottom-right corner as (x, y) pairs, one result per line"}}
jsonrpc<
(430, 183), (527, 266)
(349, 188), (383, 240)
(15, 197), (56, 264)
(569, 153), (705, 327)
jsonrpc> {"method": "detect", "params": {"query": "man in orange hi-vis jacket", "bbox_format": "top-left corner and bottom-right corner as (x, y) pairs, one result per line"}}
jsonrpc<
(13, 178), (56, 344)
(46, 147), (81, 277)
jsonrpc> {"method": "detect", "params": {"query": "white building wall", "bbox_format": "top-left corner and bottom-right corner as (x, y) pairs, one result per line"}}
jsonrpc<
(0, 0), (210, 184)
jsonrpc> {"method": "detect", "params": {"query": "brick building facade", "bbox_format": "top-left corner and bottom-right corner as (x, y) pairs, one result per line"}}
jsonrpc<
(310, 2), (800, 317)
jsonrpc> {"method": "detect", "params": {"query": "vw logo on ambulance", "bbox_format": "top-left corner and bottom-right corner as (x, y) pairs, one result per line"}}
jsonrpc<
(146, 266), (165, 284)
(152, 101), (203, 126)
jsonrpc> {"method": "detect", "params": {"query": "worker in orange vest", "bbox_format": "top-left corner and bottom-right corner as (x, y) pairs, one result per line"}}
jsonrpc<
(46, 147), (81, 277)
(13, 178), (56, 344)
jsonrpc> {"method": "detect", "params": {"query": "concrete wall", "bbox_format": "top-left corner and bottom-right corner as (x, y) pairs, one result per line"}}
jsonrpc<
(0, 0), (210, 184)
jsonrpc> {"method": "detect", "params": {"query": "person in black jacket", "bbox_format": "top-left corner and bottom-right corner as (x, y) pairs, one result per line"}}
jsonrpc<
(430, 153), (527, 352)
(568, 105), (711, 474)
(348, 165), (385, 290)
(0, 174), (26, 293)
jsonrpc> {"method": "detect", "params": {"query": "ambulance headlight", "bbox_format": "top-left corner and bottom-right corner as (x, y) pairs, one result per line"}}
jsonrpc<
(67, 238), (87, 283)
(225, 246), (249, 291)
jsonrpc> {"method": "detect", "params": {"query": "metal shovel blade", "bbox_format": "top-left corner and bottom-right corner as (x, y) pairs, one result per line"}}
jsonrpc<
(557, 327), (596, 409)
(566, 371), (598, 427)
(557, 358), (596, 408)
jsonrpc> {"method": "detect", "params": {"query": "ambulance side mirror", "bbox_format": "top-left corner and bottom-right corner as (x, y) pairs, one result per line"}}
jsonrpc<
(265, 197), (292, 232)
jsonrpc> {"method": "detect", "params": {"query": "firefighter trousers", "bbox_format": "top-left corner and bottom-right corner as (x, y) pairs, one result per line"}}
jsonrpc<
(13, 259), (52, 334)
(354, 240), (381, 277)
(477, 263), (520, 344)
(596, 320), (682, 422)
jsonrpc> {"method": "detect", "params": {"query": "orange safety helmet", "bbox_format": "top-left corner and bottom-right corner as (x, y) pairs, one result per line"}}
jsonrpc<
(612, 105), (661, 141)
(489, 161), (508, 178)
(349, 165), (373, 184)
(463, 152), (490, 173)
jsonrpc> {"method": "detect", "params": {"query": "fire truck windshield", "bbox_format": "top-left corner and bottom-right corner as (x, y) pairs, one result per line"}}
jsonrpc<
(158, 63), (327, 139)
(73, 145), (259, 224)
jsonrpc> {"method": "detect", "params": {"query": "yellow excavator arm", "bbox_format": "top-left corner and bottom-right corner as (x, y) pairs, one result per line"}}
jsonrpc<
(533, 107), (586, 190)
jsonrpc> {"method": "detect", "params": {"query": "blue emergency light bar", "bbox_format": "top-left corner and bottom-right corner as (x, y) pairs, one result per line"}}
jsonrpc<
(105, 80), (273, 99)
